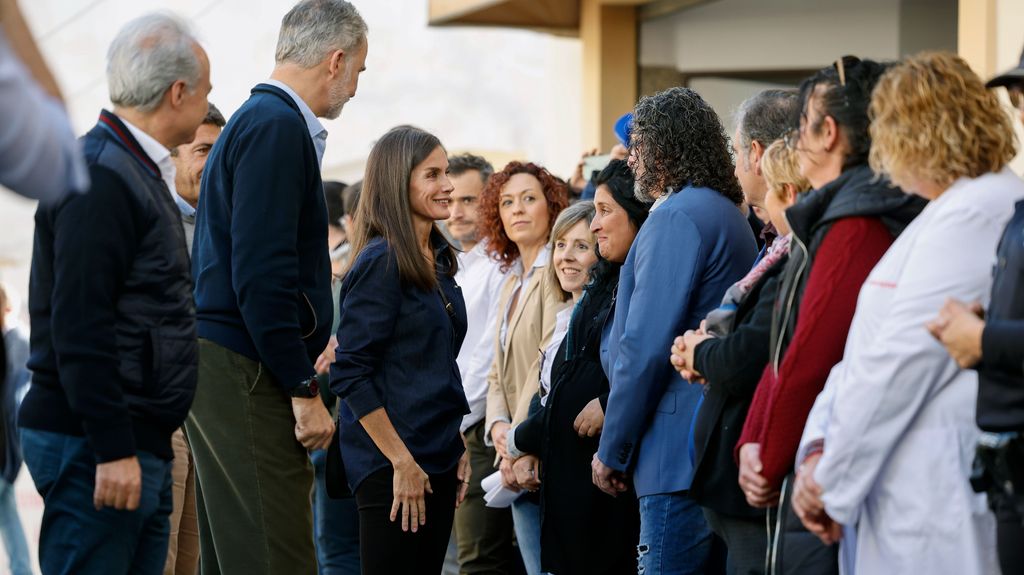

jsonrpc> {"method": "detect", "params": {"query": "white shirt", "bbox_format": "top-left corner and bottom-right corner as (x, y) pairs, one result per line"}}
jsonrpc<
(120, 117), (176, 200)
(265, 79), (328, 166)
(455, 242), (509, 432)
(539, 305), (572, 406)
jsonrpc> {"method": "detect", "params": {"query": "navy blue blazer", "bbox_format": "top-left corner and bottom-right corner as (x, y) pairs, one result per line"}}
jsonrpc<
(330, 236), (469, 492)
(597, 186), (756, 497)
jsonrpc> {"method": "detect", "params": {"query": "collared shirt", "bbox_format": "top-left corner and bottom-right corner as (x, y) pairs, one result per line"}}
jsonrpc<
(500, 246), (551, 346)
(539, 305), (572, 406)
(649, 188), (674, 212)
(0, 30), (89, 202)
(120, 117), (176, 200)
(455, 242), (509, 431)
(265, 79), (328, 166)
(173, 192), (196, 219)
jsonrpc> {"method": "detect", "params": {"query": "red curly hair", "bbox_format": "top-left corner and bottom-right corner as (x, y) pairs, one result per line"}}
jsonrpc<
(477, 161), (570, 273)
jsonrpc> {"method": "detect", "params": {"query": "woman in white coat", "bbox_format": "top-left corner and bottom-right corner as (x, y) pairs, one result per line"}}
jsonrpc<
(791, 51), (1022, 574)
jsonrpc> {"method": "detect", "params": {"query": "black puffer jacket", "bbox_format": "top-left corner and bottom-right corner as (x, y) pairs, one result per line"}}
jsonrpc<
(22, 110), (197, 462)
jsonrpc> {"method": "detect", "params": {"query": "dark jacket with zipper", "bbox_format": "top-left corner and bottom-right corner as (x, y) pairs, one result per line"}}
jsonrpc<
(513, 266), (639, 575)
(770, 165), (926, 368)
(977, 200), (1024, 431)
(21, 110), (197, 462)
(690, 256), (787, 518)
(192, 83), (333, 391)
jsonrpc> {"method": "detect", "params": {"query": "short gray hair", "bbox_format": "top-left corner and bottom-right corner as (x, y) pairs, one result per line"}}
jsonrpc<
(275, 0), (367, 68)
(734, 89), (799, 152)
(107, 13), (202, 113)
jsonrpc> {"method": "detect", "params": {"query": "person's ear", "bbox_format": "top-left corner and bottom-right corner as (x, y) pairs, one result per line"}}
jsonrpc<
(327, 49), (346, 79)
(750, 140), (765, 175)
(168, 79), (188, 109)
(783, 183), (798, 206)
(821, 115), (839, 153)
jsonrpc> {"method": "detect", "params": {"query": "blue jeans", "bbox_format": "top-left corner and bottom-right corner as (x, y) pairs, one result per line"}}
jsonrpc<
(21, 429), (173, 575)
(637, 492), (712, 575)
(511, 496), (543, 575)
(310, 448), (360, 575)
(0, 477), (31, 575)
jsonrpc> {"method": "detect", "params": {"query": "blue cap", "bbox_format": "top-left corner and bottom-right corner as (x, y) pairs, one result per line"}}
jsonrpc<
(613, 112), (633, 147)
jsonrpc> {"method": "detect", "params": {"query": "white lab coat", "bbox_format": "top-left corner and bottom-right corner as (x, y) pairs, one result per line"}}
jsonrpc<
(799, 168), (1024, 575)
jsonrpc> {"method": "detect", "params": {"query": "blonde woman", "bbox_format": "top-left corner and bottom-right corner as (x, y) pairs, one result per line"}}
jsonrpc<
(793, 51), (1024, 574)
(670, 141), (811, 574)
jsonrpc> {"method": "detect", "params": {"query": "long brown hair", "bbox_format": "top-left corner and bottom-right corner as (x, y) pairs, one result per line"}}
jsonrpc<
(347, 125), (458, 290)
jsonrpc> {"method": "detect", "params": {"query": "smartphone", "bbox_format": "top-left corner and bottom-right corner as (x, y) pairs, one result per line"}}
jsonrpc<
(583, 154), (613, 178)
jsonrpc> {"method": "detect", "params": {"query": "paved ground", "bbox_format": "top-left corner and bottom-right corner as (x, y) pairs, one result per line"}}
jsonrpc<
(0, 471), (43, 574)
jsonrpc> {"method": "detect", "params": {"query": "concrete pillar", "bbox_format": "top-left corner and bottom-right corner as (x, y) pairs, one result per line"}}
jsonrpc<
(580, 0), (638, 151)
(958, 0), (997, 77)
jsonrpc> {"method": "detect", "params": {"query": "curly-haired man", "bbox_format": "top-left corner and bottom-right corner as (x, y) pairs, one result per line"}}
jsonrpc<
(592, 87), (758, 574)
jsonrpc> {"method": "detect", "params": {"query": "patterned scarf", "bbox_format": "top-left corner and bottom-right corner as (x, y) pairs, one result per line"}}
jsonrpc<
(703, 234), (792, 337)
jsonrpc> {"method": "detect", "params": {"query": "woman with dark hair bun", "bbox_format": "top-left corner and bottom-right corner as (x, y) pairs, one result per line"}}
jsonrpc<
(478, 160), (569, 574)
(733, 57), (926, 573)
(507, 159), (647, 575)
(329, 125), (471, 574)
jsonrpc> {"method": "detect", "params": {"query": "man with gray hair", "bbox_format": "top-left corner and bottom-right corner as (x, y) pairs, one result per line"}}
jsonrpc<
(18, 12), (210, 575)
(188, 1), (367, 573)
(731, 89), (799, 258)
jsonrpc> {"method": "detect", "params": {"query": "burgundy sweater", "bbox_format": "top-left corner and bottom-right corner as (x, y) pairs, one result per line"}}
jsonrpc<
(737, 217), (895, 488)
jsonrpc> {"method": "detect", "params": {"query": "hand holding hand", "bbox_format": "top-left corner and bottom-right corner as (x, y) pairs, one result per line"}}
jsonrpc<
(498, 457), (520, 490)
(792, 452), (842, 545)
(927, 298), (985, 368)
(491, 421), (511, 459)
(513, 455), (541, 491)
(591, 453), (628, 497)
(737, 443), (779, 508)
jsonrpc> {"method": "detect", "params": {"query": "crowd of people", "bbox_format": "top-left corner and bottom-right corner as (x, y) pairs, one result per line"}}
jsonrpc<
(2, 0), (1024, 574)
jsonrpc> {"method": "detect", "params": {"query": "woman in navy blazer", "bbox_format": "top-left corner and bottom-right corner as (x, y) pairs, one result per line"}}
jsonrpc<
(330, 126), (471, 574)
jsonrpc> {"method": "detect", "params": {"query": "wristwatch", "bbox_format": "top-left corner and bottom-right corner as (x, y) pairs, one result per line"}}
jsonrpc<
(290, 376), (320, 398)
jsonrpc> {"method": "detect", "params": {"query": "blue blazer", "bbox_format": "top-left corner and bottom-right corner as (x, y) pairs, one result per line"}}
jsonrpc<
(597, 186), (756, 497)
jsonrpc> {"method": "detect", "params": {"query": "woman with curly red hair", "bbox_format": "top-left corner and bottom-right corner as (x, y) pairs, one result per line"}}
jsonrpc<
(479, 161), (568, 574)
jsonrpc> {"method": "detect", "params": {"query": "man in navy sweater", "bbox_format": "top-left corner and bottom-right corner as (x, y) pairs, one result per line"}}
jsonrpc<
(20, 13), (211, 575)
(188, 1), (368, 573)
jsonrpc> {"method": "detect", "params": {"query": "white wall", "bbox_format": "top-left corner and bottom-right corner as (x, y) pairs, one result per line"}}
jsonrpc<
(0, 0), (584, 315)
(641, 0), (901, 72)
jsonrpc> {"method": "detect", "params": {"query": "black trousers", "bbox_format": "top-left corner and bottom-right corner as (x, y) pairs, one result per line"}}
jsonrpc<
(355, 465), (459, 575)
(994, 495), (1024, 575)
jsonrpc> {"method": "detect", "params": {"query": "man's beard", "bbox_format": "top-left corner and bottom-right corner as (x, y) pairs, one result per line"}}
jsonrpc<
(324, 68), (355, 120)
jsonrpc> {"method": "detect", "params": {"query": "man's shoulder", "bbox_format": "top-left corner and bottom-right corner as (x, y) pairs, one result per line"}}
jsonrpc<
(232, 87), (304, 128)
